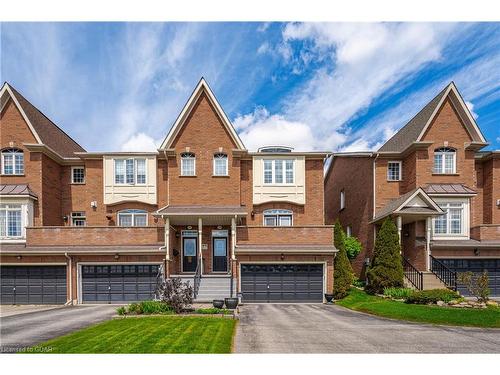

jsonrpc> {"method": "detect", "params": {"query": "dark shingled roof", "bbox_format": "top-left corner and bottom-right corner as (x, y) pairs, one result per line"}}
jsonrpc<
(424, 183), (476, 195)
(7, 84), (85, 158)
(378, 84), (450, 153)
(156, 205), (247, 216)
(0, 184), (38, 199)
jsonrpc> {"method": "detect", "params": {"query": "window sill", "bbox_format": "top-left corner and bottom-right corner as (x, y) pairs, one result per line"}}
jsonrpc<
(386, 179), (402, 182)
(0, 174), (25, 177)
(70, 182), (86, 185)
(431, 173), (460, 176)
(179, 175), (197, 178)
(212, 175), (229, 178)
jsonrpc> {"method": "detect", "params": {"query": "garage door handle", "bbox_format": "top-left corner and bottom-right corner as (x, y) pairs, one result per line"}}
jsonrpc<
(108, 286), (111, 290)
(267, 284), (270, 289)
(13, 287), (16, 291)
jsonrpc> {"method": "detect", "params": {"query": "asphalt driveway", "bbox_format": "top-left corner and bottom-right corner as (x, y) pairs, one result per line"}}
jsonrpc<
(234, 304), (500, 353)
(0, 305), (118, 352)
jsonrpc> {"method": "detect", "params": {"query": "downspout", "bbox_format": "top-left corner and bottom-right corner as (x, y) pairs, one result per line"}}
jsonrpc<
(64, 252), (73, 305)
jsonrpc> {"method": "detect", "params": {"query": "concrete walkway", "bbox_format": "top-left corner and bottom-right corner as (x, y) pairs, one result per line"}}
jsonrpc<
(0, 305), (118, 352)
(234, 304), (500, 353)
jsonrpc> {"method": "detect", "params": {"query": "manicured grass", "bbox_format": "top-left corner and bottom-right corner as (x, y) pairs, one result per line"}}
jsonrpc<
(336, 288), (500, 328)
(35, 316), (237, 353)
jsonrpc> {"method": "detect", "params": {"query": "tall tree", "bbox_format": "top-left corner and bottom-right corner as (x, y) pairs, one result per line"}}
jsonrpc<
(365, 217), (404, 294)
(332, 220), (353, 299)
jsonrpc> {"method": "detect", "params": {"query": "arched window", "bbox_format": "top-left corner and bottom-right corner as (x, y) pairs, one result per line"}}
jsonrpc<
(263, 209), (293, 227)
(117, 209), (148, 226)
(213, 153), (228, 176)
(180, 152), (195, 176)
(1, 148), (24, 175)
(434, 147), (456, 174)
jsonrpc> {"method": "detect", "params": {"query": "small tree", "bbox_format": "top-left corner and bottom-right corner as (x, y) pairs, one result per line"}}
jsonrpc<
(156, 277), (193, 313)
(457, 271), (490, 302)
(332, 220), (354, 299)
(344, 236), (362, 259)
(365, 217), (404, 295)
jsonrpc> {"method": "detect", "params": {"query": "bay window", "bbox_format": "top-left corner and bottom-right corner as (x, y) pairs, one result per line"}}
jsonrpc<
(0, 204), (22, 238)
(433, 201), (466, 236)
(114, 158), (147, 184)
(263, 159), (294, 184)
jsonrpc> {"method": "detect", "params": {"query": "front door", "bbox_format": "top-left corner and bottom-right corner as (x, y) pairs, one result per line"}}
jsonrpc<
(182, 237), (198, 273)
(213, 237), (228, 272)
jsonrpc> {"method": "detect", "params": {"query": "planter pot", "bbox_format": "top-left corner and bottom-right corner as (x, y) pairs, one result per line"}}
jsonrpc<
(324, 294), (334, 303)
(212, 299), (224, 309)
(225, 297), (238, 309)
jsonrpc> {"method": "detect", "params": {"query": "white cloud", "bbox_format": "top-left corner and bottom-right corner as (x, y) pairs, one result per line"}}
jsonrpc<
(121, 132), (160, 152)
(257, 42), (270, 55)
(234, 107), (315, 151)
(257, 22), (270, 32)
(465, 101), (478, 119)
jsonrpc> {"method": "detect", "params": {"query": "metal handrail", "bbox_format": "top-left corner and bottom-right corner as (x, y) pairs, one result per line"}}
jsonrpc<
(430, 255), (457, 291)
(193, 258), (202, 299)
(402, 257), (423, 290)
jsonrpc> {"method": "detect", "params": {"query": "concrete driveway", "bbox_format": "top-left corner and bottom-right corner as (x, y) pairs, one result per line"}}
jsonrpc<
(0, 305), (118, 352)
(234, 304), (500, 353)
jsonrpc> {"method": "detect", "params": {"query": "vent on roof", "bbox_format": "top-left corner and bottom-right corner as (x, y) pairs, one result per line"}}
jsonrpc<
(258, 146), (294, 153)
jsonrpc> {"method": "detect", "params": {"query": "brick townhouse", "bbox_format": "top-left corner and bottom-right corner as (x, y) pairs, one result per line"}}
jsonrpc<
(0, 79), (336, 305)
(325, 82), (500, 296)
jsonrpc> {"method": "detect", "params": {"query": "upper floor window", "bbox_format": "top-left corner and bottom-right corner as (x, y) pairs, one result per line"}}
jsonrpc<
(263, 209), (293, 226)
(117, 209), (148, 226)
(71, 166), (85, 184)
(71, 211), (86, 226)
(340, 189), (345, 210)
(114, 158), (146, 185)
(213, 153), (228, 176)
(263, 159), (294, 184)
(387, 161), (402, 181)
(433, 147), (456, 174)
(434, 202), (463, 235)
(1, 148), (24, 175)
(0, 204), (22, 238)
(180, 152), (196, 176)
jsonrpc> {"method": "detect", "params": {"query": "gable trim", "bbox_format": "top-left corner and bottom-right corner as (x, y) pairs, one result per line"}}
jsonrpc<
(393, 188), (443, 214)
(416, 82), (487, 144)
(1, 83), (43, 144)
(159, 78), (246, 151)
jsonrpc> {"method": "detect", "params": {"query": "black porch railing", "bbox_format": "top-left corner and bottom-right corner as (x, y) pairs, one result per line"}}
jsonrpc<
(430, 255), (457, 291)
(402, 257), (423, 290)
(193, 258), (202, 299)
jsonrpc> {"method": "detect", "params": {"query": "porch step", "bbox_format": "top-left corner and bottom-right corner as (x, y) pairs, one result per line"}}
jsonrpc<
(422, 272), (448, 290)
(171, 276), (236, 302)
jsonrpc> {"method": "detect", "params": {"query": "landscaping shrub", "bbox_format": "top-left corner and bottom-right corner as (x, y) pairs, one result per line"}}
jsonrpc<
(195, 308), (231, 314)
(333, 220), (354, 299)
(116, 306), (126, 316)
(155, 277), (193, 313)
(352, 277), (366, 288)
(405, 289), (460, 304)
(383, 287), (414, 300)
(457, 271), (490, 302)
(344, 236), (362, 260)
(139, 300), (173, 315)
(365, 218), (404, 294)
(127, 302), (142, 314)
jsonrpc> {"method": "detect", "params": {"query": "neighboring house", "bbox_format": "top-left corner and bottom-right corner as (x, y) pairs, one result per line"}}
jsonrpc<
(325, 82), (500, 296)
(0, 79), (336, 305)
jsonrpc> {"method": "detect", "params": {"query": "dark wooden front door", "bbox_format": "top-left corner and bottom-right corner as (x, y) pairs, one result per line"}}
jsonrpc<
(212, 237), (228, 272)
(182, 237), (198, 273)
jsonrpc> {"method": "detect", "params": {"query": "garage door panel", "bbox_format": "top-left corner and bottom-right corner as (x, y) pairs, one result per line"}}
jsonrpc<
(440, 259), (499, 297)
(241, 263), (323, 303)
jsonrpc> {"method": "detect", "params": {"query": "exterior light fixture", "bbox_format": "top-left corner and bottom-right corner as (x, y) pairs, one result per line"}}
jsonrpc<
(280, 253), (285, 260)
(16, 255), (22, 260)
(474, 248), (480, 256)
(114, 253), (120, 260)
(251, 211), (255, 219)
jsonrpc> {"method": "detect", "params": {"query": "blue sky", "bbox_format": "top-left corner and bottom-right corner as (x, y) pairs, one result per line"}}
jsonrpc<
(1, 22), (499, 152)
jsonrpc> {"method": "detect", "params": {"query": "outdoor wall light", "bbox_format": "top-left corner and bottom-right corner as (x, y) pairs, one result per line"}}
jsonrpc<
(474, 248), (480, 256)
(114, 253), (120, 260)
(16, 255), (22, 260)
(62, 215), (68, 222)
(251, 211), (255, 219)
(280, 253), (285, 260)
(106, 215), (112, 220)
(173, 249), (179, 257)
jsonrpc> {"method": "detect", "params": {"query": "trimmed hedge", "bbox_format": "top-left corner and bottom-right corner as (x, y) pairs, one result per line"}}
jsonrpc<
(405, 289), (460, 304)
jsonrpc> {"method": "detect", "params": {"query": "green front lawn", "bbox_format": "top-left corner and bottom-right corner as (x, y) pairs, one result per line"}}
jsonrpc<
(337, 288), (500, 328)
(35, 316), (236, 353)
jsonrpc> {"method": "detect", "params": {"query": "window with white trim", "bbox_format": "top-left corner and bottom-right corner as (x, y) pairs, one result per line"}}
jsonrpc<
(180, 152), (195, 176)
(434, 202), (464, 235)
(71, 211), (86, 226)
(1, 148), (24, 175)
(117, 209), (148, 226)
(213, 153), (228, 176)
(263, 159), (294, 184)
(71, 166), (85, 184)
(433, 147), (456, 174)
(114, 158), (147, 185)
(263, 209), (293, 227)
(340, 190), (345, 210)
(387, 161), (402, 181)
(0, 204), (22, 238)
